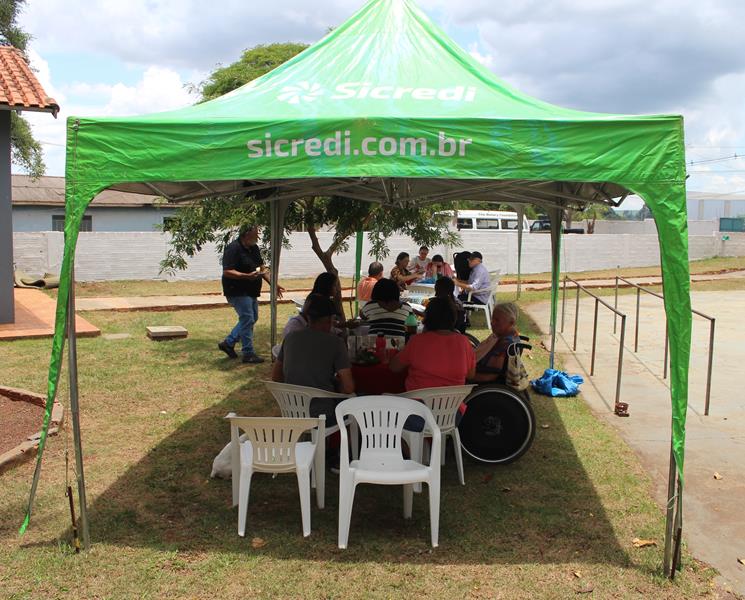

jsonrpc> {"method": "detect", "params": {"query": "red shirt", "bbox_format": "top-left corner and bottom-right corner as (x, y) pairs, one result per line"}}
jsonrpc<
(395, 331), (476, 391)
(357, 276), (379, 301)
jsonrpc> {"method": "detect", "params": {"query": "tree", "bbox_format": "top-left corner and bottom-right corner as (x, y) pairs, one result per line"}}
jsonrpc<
(0, 0), (45, 178)
(163, 43), (459, 275)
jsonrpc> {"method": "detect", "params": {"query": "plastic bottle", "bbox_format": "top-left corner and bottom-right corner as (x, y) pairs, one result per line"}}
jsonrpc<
(375, 333), (386, 363)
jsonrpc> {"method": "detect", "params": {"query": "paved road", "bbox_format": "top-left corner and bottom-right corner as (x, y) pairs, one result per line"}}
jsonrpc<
(525, 290), (745, 596)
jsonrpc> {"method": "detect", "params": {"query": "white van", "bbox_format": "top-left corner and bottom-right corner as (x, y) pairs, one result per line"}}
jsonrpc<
(439, 210), (529, 232)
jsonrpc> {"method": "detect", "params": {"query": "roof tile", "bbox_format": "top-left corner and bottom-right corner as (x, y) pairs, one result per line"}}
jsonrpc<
(0, 45), (59, 115)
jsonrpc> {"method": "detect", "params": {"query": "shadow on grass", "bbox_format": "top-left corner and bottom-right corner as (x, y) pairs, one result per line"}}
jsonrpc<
(10, 308), (633, 568)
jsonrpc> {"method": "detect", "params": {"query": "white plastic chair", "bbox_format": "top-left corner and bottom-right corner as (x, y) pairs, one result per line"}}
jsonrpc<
(463, 272), (500, 326)
(263, 380), (357, 499)
(398, 385), (475, 490)
(226, 414), (325, 538)
(334, 396), (442, 549)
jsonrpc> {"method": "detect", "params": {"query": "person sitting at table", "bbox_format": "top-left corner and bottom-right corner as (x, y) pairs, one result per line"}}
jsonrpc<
(410, 246), (431, 275)
(425, 254), (455, 279)
(433, 276), (467, 334)
(360, 277), (413, 337)
(272, 294), (355, 419)
(390, 252), (421, 290)
(310, 271), (347, 327)
(390, 296), (476, 390)
(454, 251), (491, 305)
(470, 302), (521, 383)
(357, 261), (384, 302)
(282, 292), (347, 339)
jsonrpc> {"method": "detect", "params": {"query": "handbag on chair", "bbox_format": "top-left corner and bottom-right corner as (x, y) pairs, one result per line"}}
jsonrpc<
(505, 342), (530, 392)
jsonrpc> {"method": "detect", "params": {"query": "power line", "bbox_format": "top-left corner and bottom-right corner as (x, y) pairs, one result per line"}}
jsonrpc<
(687, 154), (743, 166)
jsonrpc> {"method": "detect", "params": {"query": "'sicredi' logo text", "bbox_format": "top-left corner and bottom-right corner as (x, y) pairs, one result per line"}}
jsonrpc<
(278, 81), (477, 104)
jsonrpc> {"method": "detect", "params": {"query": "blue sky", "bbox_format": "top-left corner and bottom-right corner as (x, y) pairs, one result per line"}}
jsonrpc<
(18, 0), (745, 209)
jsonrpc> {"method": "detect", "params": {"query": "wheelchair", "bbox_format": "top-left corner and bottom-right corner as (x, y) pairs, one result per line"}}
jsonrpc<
(458, 337), (536, 464)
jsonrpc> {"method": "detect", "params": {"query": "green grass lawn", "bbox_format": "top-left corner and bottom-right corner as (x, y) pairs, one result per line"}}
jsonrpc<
(0, 304), (720, 598)
(41, 256), (745, 300)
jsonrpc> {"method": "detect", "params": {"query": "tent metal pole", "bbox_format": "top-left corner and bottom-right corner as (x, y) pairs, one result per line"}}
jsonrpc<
(67, 264), (90, 550)
(515, 206), (524, 300)
(662, 440), (678, 576)
(548, 208), (563, 368)
(353, 231), (363, 318)
(269, 199), (291, 351)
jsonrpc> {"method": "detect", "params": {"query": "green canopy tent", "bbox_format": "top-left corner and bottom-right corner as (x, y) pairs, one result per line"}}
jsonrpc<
(23, 0), (691, 575)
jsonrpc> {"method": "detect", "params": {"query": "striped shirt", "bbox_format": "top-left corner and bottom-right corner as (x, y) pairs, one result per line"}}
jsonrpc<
(360, 301), (413, 336)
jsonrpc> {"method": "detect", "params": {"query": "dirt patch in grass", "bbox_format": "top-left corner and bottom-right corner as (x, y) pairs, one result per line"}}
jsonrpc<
(0, 396), (43, 455)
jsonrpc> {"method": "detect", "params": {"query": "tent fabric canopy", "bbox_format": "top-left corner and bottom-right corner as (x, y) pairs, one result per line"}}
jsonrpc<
(25, 0), (690, 544)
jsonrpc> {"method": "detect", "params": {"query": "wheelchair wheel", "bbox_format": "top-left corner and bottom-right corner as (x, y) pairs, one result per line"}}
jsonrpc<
(464, 332), (480, 349)
(458, 384), (535, 464)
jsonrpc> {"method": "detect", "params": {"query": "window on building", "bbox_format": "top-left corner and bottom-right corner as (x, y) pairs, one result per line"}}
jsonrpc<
(53, 215), (92, 232)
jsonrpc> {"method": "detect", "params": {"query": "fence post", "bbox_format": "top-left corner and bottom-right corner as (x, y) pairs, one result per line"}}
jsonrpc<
(704, 318), (716, 416)
(634, 286), (641, 352)
(561, 275), (567, 333)
(613, 267), (619, 334)
(590, 298), (599, 376)
(615, 315), (626, 410)
(573, 282), (580, 351)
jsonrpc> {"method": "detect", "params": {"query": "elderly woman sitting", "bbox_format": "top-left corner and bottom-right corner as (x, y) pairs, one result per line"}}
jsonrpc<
(470, 302), (521, 383)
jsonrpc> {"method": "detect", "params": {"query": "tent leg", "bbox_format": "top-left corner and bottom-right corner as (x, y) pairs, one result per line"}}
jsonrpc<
(663, 441), (683, 577)
(516, 206), (524, 300)
(269, 199), (291, 350)
(548, 208), (563, 369)
(67, 265), (90, 550)
(353, 231), (363, 318)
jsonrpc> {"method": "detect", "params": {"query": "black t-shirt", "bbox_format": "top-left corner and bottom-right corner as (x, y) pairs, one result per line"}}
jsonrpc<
(221, 238), (264, 297)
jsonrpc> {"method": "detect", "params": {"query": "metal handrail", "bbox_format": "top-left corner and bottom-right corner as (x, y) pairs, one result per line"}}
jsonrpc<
(614, 275), (716, 416)
(561, 276), (627, 415)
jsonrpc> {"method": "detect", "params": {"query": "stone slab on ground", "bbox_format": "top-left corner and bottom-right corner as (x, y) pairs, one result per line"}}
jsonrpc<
(524, 290), (745, 596)
(146, 325), (188, 340)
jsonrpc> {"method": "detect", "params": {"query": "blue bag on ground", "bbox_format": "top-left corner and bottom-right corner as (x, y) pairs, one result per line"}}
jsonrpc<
(531, 369), (584, 397)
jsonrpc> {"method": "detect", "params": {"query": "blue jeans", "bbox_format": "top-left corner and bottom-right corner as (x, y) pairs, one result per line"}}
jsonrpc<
(225, 295), (259, 356)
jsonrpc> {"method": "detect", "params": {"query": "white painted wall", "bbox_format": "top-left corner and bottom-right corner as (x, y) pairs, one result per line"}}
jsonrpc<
(593, 219), (717, 236)
(13, 230), (744, 282)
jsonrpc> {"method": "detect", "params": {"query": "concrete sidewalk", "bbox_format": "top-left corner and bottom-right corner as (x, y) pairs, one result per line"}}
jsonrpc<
(75, 289), (356, 312)
(525, 291), (745, 595)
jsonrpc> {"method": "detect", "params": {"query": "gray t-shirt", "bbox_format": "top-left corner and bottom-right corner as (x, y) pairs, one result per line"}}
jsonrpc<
(277, 328), (351, 392)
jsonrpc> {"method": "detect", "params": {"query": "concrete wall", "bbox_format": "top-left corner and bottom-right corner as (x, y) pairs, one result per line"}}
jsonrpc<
(12, 206), (179, 232)
(13, 230), (744, 282)
(593, 219), (717, 236)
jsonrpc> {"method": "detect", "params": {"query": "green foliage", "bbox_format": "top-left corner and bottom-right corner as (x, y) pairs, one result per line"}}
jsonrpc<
(10, 111), (45, 178)
(160, 197), (267, 274)
(1, 0), (46, 178)
(165, 42), (461, 274)
(199, 43), (309, 101)
(0, 0), (30, 53)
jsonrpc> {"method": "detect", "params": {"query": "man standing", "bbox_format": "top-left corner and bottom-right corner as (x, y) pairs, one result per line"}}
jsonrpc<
(454, 251), (491, 304)
(218, 224), (285, 364)
(356, 261), (384, 302)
